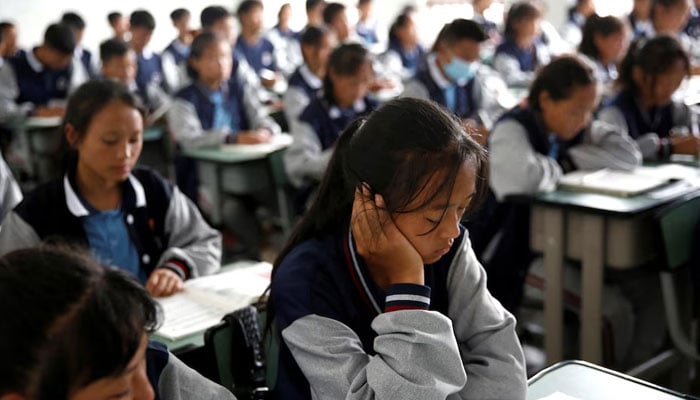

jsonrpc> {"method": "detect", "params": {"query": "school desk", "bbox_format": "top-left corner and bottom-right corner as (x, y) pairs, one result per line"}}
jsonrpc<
(13, 116), (62, 183)
(528, 170), (700, 365)
(527, 360), (697, 400)
(182, 134), (294, 233)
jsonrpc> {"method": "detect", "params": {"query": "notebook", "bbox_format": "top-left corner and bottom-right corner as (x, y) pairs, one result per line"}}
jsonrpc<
(154, 262), (271, 341)
(558, 169), (672, 197)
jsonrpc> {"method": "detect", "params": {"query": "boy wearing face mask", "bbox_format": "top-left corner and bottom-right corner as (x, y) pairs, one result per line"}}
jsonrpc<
(401, 19), (507, 145)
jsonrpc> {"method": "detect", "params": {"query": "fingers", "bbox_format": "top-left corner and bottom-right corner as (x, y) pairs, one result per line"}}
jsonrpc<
(146, 269), (184, 297)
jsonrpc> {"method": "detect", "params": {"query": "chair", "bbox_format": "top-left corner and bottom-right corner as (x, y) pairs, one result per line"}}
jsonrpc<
(655, 191), (700, 363)
(205, 305), (269, 399)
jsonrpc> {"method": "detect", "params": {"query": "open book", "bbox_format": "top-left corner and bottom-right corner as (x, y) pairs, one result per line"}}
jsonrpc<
(154, 262), (271, 341)
(558, 169), (673, 197)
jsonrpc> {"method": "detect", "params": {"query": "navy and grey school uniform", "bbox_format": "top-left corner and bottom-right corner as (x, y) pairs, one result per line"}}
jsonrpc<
(147, 341), (237, 399)
(71, 46), (97, 87)
(266, 25), (302, 77)
(162, 39), (190, 93)
(0, 152), (21, 223)
(628, 13), (654, 39)
(598, 91), (697, 160)
(284, 93), (376, 188)
(356, 18), (380, 46)
(686, 6), (700, 39)
(234, 36), (278, 76)
(401, 53), (507, 130)
(129, 78), (171, 116)
(467, 106), (641, 311)
(270, 225), (527, 400)
(283, 64), (322, 123)
(136, 47), (168, 94)
(0, 48), (75, 121)
(560, 10), (586, 48)
(492, 39), (551, 87)
(0, 166), (222, 282)
(379, 40), (425, 80)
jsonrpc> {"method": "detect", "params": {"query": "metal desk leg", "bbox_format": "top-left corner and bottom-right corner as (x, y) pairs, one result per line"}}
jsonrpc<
(580, 215), (605, 363)
(543, 207), (565, 364)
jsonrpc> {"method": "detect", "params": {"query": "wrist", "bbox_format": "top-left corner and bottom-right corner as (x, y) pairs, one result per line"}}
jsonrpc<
(385, 283), (431, 312)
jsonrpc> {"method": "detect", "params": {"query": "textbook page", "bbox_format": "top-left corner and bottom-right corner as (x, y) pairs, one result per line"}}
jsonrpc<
(154, 262), (271, 341)
(534, 393), (581, 400)
(557, 169), (671, 197)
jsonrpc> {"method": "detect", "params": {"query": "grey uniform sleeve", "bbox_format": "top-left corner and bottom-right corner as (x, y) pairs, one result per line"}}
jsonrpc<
(158, 352), (236, 400)
(282, 86), (311, 125)
(492, 53), (535, 87)
(597, 106), (661, 161)
(146, 81), (172, 114)
(161, 51), (183, 95)
(399, 80), (430, 100)
(282, 311), (467, 400)
(489, 119), (562, 200)
(446, 233), (527, 400)
(0, 64), (33, 122)
(283, 119), (333, 188)
(159, 186), (222, 278)
(0, 212), (41, 255)
(166, 98), (228, 149)
(0, 154), (22, 222)
(242, 82), (282, 135)
(471, 70), (509, 130)
(568, 120), (642, 171)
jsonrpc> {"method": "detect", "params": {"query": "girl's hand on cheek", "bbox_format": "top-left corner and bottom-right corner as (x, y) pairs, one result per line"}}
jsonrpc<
(351, 184), (424, 288)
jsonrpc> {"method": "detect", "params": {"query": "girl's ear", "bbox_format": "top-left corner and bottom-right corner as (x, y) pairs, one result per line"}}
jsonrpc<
(64, 123), (80, 148)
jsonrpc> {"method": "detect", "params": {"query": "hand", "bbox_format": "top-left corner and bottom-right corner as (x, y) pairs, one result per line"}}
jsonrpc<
(351, 184), (424, 289)
(369, 78), (396, 92)
(33, 106), (65, 118)
(462, 119), (490, 146)
(236, 129), (272, 144)
(671, 134), (700, 155)
(146, 268), (184, 297)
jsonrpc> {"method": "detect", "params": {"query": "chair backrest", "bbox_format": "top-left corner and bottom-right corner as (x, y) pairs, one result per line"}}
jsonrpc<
(205, 305), (268, 398)
(656, 192), (700, 270)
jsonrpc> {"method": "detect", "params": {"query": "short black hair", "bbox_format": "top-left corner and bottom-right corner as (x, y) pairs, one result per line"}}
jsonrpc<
(237, 0), (264, 16)
(358, 0), (373, 5)
(439, 18), (488, 45)
(528, 55), (596, 111)
(0, 21), (15, 32)
(44, 23), (76, 55)
(200, 6), (231, 29)
(323, 2), (346, 24)
(107, 12), (122, 25)
(130, 10), (156, 31)
(61, 12), (86, 31)
(306, 0), (326, 12)
(100, 38), (131, 63)
(170, 8), (190, 22)
(300, 25), (329, 47)
(578, 14), (624, 60)
(504, 2), (542, 41)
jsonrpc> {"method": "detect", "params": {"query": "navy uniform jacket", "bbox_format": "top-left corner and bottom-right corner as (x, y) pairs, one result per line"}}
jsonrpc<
(136, 49), (166, 93)
(8, 49), (71, 106)
(234, 36), (278, 74)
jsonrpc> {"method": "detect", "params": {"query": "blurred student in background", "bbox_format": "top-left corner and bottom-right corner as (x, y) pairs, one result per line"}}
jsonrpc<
(162, 8), (193, 93)
(108, 11), (130, 41)
(560, 0), (596, 48)
(578, 15), (627, 98)
(381, 10), (425, 80)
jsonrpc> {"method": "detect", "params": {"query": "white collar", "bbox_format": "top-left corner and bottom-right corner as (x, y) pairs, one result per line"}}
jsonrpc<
(171, 39), (189, 54)
(64, 173), (146, 217)
(140, 45), (154, 60)
(26, 49), (44, 73)
(299, 64), (322, 89)
(74, 46), (84, 58)
(329, 98), (366, 119)
(427, 53), (451, 89)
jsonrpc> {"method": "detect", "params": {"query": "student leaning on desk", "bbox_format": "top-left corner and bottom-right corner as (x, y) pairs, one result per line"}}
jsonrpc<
(0, 80), (222, 298)
(0, 246), (235, 400)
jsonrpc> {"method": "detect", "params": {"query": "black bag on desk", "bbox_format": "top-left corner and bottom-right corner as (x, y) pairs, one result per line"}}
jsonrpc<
(205, 305), (268, 399)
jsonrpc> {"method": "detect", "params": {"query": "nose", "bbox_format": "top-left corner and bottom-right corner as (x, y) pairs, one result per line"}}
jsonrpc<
(438, 209), (461, 240)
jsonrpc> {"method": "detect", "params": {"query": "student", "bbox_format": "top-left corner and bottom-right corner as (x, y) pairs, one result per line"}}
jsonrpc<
(471, 56), (641, 312)
(598, 36), (700, 160)
(647, 0), (691, 36)
(0, 245), (235, 400)
(284, 26), (333, 123)
(162, 8), (193, 93)
(267, 3), (303, 77)
(0, 80), (222, 297)
(381, 10), (425, 80)
(108, 11), (130, 41)
(560, 0), (596, 48)
(0, 23), (76, 122)
(402, 19), (508, 144)
(61, 11), (96, 81)
(472, 0), (499, 41)
(100, 38), (170, 116)
(355, 0), (380, 48)
(0, 22), (20, 59)
(284, 43), (376, 202)
(130, 10), (167, 93)
(305, 0), (327, 29)
(629, 0), (654, 38)
(269, 97), (527, 399)
(235, 0), (282, 87)
(168, 33), (280, 258)
(578, 15), (627, 91)
(493, 2), (551, 87)
(323, 2), (354, 43)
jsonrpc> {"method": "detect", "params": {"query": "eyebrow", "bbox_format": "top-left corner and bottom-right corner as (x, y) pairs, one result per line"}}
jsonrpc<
(429, 192), (475, 210)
